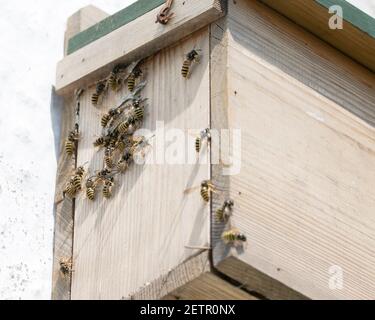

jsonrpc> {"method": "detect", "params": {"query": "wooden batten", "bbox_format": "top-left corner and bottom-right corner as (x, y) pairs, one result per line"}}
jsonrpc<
(55, 0), (225, 95)
(64, 5), (109, 56)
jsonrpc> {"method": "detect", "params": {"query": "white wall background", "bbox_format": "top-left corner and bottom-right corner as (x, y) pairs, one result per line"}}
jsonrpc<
(0, 0), (373, 300)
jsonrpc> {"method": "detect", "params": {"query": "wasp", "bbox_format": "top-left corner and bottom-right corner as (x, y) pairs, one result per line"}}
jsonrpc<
(104, 147), (114, 168)
(117, 116), (137, 135)
(93, 134), (114, 150)
(107, 64), (127, 91)
(127, 66), (142, 92)
(85, 178), (97, 201)
(181, 49), (201, 78)
(200, 180), (216, 202)
(64, 130), (79, 156)
(63, 166), (86, 199)
(92, 81), (106, 105)
(216, 200), (234, 222)
(222, 229), (247, 246)
(133, 105), (144, 122)
(184, 180), (216, 203)
(195, 128), (211, 153)
(103, 177), (115, 199)
(117, 151), (133, 173)
(85, 168), (115, 201)
(101, 110), (114, 128)
(59, 257), (73, 276)
(71, 166), (85, 190)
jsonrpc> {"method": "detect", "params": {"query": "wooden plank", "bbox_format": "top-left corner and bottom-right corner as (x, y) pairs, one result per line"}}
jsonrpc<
(216, 257), (308, 300)
(163, 272), (258, 300)
(213, 0), (375, 300)
(67, 0), (165, 55)
(51, 95), (75, 300)
(64, 5), (109, 56)
(260, 0), (375, 73)
(52, 7), (108, 300)
(71, 28), (211, 300)
(130, 251), (211, 300)
(55, 0), (225, 95)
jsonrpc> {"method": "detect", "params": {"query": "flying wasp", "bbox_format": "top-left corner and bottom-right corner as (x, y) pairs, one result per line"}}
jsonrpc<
(181, 49), (201, 78)
(127, 66), (142, 92)
(222, 229), (247, 246)
(195, 128), (211, 153)
(216, 200), (234, 222)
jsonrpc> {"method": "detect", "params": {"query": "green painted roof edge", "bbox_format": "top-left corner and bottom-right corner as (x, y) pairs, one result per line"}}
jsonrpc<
(316, 0), (375, 38)
(67, 0), (165, 55)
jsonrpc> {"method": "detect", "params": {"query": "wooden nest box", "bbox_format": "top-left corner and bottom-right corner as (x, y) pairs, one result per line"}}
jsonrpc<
(53, 0), (375, 300)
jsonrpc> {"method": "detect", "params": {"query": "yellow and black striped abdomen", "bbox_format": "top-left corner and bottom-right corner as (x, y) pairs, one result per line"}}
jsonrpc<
(64, 183), (77, 198)
(216, 208), (224, 222)
(86, 187), (95, 201)
(64, 140), (75, 156)
(118, 121), (131, 134)
(101, 114), (111, 127)
(103, 182), (114, 199)
(71, 175), (82, 191)
(181, 60), (192, 78)
(222, 230), (236, 243)
(200, 186), (210, 202)
(127, 74), (136, 92)
(91, 93), (99, 105)
(107, 72), (118, 91)
(105, 156), (113, 168)
(195, 137), (201, 153)
(134, 107), (144, 122)
(94, 137), (104, 147)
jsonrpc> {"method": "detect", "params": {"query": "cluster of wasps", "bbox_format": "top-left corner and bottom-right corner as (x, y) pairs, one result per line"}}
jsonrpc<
(59, 47), (245, 275)
(62, 61), (151, 203)
(91, 62), (143, 106)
